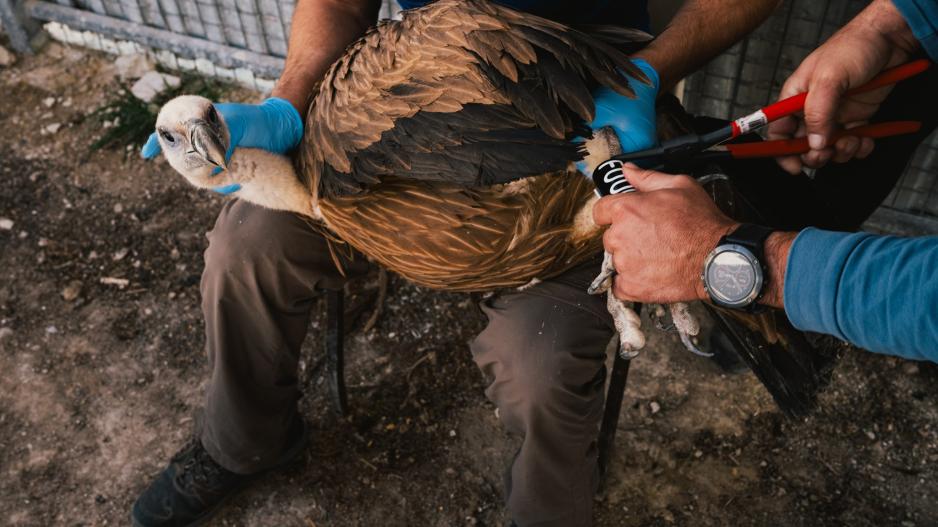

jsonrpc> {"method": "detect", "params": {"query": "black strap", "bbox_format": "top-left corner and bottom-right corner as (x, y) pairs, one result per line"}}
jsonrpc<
(722, 223), (774, 261)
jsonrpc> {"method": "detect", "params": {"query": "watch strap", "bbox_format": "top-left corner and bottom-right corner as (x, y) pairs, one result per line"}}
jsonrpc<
(721, 223), (774, 261)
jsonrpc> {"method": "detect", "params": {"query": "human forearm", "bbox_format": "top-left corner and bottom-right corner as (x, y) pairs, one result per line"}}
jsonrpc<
(891, 0), (938, 60)
(272, 0), (380, 115)
(757, 231), (796, 309)
(632, 0), (780, 91)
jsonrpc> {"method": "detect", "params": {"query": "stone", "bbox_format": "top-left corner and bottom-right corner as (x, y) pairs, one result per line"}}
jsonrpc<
(42, 97), (56, 108)
(62, 281), (83, 302)
(43, 123), (61, 134)
(0, 218), (13, 230)
(114, 53), (153, 80)
(0, 46), (15, 67)
(130, 71), (181, 103)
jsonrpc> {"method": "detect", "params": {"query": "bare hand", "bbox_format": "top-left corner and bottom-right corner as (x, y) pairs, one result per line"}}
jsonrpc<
(767, 0), (919, 174)
(592, 164), (738, 303)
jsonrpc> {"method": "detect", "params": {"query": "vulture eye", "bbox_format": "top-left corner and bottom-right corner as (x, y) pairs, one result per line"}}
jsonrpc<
(207, 106), (218, 123)
(160, 129), (175, 144)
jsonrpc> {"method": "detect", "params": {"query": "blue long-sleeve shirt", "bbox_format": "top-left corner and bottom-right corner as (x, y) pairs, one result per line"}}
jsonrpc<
(893, 0), (938, 61)
(784, 229), (938, 360)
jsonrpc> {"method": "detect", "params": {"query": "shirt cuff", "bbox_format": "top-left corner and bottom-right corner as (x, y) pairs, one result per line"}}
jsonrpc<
(892, 0), (938, 61)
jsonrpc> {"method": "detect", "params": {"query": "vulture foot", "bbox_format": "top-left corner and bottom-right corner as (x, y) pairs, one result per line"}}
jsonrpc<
(607, 293), (645, 359)
(589, 253), (708, 358)
(670, 302), (710, 357)
(591, 251), (645, 359)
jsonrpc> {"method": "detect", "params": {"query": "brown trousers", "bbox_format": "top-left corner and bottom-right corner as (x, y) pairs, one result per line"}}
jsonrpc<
(199, 199), (614, 527)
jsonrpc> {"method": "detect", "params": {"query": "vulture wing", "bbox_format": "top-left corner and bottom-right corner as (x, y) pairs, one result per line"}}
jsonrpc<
(299, 0), (652, 198)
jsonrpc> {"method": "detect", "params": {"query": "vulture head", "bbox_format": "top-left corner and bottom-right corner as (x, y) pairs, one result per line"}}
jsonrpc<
(155, 95), (230, 189)
(155, 95), (318, 217)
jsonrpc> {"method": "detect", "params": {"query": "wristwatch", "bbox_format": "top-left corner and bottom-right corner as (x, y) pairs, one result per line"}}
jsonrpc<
(701, 223), (774, 311)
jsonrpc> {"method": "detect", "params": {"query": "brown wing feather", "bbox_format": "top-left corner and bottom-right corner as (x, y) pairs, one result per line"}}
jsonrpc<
(298, 0), (652, 199)
(318, 172), (601, 292)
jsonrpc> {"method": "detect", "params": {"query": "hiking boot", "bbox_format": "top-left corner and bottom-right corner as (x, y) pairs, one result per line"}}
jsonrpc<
(131, 420), (308, 527)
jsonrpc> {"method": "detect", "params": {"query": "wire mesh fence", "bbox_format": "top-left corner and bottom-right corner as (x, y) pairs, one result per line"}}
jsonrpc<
(2, 0), (936, 230)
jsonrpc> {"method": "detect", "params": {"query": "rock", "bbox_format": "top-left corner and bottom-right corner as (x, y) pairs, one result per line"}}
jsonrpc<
(114, 53), (153, 80)
(62, 281), (83, 302)
(42, 97), (56, 108)
(112, 248), (129, 261)
(0, 218), (13, 230)
(649, 401), (661, 414)
(131, 71), (180, 102)
(100, 276), (130, 288)
(0, 45), (14, 67)
(0, 327), (12, 341)
(43, 123), (61, 134)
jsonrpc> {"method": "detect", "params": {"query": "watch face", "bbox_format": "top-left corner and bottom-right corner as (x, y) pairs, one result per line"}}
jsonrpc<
(705, 248), (758, 305)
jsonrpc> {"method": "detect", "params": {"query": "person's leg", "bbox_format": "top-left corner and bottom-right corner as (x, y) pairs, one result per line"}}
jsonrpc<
(134, 199), (370, 527)
(470, 261), (615, 527)
(199, 198), (369, 473)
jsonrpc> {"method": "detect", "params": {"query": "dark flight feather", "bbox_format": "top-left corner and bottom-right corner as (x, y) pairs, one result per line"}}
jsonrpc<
(298, 0), (653, 198)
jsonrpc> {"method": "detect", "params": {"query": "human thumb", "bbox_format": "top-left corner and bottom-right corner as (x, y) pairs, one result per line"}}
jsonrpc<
(803, 75), (847, 150)
(621, 163), (682, 192)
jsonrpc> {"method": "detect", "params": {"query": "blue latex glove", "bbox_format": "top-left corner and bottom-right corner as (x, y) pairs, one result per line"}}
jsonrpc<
(577, 58), (660, 174)
(141, 97), (303, 192)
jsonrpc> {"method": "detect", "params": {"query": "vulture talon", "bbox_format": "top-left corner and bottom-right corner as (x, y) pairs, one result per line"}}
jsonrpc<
(678, 331), (711, 357)
(588, 251), (617, 295)
(669, 302), (710, 357)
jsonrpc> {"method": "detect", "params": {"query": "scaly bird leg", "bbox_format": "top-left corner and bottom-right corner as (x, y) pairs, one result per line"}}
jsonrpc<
(669, 302), (711, 357)
(590, 251), (646, 359)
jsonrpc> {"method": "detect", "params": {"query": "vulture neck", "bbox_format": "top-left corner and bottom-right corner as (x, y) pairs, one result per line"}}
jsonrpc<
(225, 148), (321, 219)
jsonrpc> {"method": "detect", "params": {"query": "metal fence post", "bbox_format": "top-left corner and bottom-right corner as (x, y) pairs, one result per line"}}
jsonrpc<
(0, 0), (40, 52)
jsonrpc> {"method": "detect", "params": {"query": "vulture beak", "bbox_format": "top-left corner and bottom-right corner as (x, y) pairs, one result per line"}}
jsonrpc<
(187, 118), (228, 171)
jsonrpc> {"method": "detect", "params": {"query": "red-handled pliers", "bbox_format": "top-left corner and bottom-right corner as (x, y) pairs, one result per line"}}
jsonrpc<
(609, 59), (931, 173)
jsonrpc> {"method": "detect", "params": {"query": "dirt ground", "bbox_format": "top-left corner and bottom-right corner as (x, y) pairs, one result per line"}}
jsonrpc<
(2, 43), (938, 527)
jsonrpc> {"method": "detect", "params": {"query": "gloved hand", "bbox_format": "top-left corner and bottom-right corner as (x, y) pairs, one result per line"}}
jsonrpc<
(578, 58), (659, 174)
(141, 96), (304, 168)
